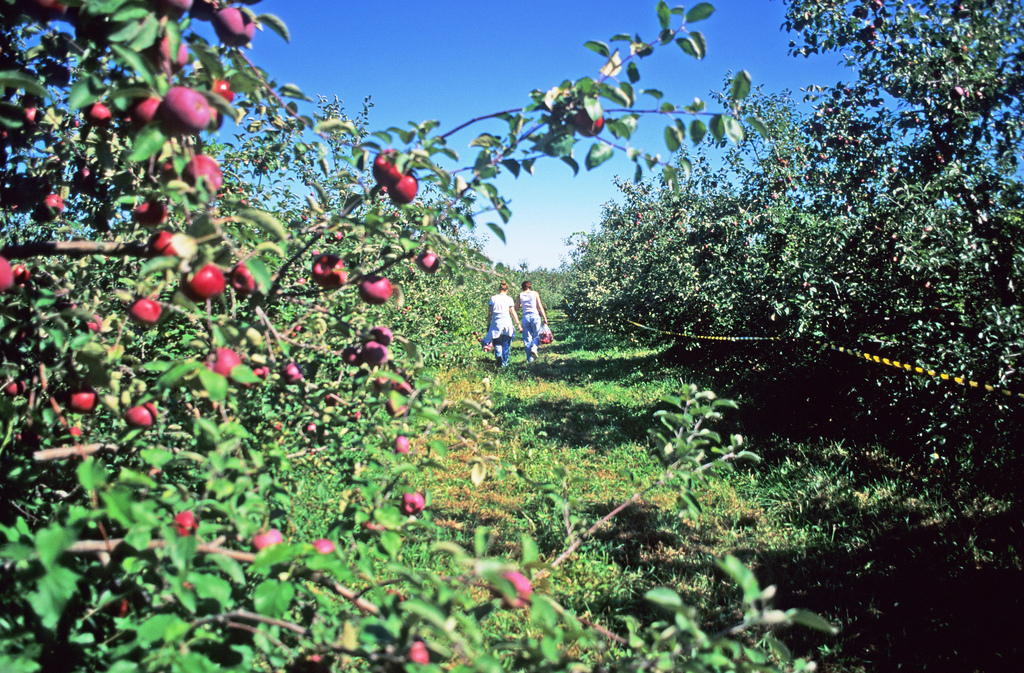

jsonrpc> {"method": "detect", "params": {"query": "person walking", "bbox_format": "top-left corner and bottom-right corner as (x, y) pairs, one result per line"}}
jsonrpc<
(516, 280), (548, 363)
(485, 281), (521, 368)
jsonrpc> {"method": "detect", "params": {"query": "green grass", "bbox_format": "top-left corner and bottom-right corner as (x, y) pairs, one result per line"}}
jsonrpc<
(294, 314), (1024, 673)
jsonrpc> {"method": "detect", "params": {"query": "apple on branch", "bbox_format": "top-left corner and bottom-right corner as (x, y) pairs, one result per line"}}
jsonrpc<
(128, 298), (162, 327)
(181, 264), (225, 301)
(358, 275), (393, 305)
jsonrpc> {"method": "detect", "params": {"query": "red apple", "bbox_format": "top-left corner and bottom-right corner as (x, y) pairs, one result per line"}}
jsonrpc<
(342, 345), (361, 366)
(282, 361), (304, 384)
(390, 174), (418, 205)
(129, 96), (162, 127)
(372, 150), (402, 189)
(34, 193), (64, 222)
(408, 641), (429, 665)
(358, 275), (393, 305)
(3, 380), (27, 397)
(211, 79), (234, 103)
(369, 326), (393, 346)
(253, 528), (283, 550)
(86, 315), (102, 333)
(361, 341), (389, 367)
(394, 436), (410, 455)
(174, 510), (198, 536)
(229, 263), (257, 296)
(401, 492), (425, 516)
(496, 570), (533, 608)
(183, 154), (223, 193)
(84, 102), (112, 127)
(151, 34), (190, 73)
(124, 402), (158, 428)
(573, 109), (605, 137)
(148, 230), (183, 257)
(415, 250), (440, 274)
(11, 264), (29, 286)
(0, 256), (11, 292)
(212, 7), (255, 47)
(132, 199), (168, 226)
(160, 86), (211, 135)
(182, 264), (225, 301)
(311, 253), (347, 289)
(128, 298), (162, 327)
(312, 539), (335, 554)
(67, 387), (98, 414)
(209, 347), (242, 378)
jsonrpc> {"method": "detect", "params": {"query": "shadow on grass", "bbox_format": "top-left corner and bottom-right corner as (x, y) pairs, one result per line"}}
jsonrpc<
(757, 500), (1024, 673)
(498, 396), (649, 452)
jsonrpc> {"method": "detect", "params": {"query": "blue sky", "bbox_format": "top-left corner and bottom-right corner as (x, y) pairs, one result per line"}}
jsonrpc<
(230, 0), (852, 269)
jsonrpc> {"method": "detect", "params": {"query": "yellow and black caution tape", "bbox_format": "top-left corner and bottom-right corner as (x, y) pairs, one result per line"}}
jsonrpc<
(627, 320), (785, 342)
(626, 319), (1024, 402)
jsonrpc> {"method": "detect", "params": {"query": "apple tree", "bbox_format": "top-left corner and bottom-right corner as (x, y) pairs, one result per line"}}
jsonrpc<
(1, 1), (831, 671)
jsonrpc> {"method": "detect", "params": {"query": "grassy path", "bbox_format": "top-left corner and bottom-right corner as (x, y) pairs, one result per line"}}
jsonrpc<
(417, 315), (1024, 673)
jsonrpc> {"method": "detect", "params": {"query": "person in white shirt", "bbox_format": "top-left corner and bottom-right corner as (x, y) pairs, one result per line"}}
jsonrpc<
(515, 280), (548, 363)
(485, 281), (521, 368)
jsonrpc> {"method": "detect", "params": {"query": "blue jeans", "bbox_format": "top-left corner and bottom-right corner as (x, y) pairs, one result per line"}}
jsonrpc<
(522, 315), (542, 360)
(493, 334), (513, 367)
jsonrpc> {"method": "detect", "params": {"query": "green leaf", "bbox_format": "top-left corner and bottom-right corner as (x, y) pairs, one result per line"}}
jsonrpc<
(627, 62), (640, 84)
(136, 614), (188, 647)
(560, 155), (580, 176)
(656, 0), (671, 29)
(0, 70), (50, 100)
(730, 70), (752, 101)
(77, 458), (108, 491)
(129, 124), (168, 162)
(238, 207), (288, 242)
(664, 125), (682, 152)
(378, 530), (402, 558)
(686, 2), (716, 23)
(644, 587), (683, 611)
(486, 221), (506, 244)
(68, 78), (105, 111)
(745, 115), (768, 138)
(156, 361), (202, 390)
(192, 573), (233, 609)
(689, 119), (707, 144)
(521, 535), (539, 564)
(109, 44), (157, 90)
(279, 83), (312, 101)
(787, 608), (839, 634)
(716, 555), (761, 603)
(585, 142), (613, 170)
(35, 525), (73, 570)
(474, 527), (492, 557)
(254, 580), (294, 617)
(28, 566), (80, 630)
(583, 41), (609, 57)
(724, 116), (745, 144)
(257, 13), (290, 43)
(197, 368), (228, 402)
(709, 114), (726, 142)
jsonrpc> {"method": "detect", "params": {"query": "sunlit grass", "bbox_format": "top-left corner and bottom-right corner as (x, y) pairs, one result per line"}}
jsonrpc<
(293, 312), (1024, 672)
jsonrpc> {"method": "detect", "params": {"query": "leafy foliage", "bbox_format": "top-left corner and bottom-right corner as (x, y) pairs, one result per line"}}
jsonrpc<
(0, 1), (829, 672)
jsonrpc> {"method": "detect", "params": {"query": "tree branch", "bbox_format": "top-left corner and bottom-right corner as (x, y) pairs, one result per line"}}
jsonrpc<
(2, 240), (149, 259)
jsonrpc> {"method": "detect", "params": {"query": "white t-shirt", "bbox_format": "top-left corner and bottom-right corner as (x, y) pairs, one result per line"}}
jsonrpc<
(488, 293), (516, 338)
(519, 291), (539, 316)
